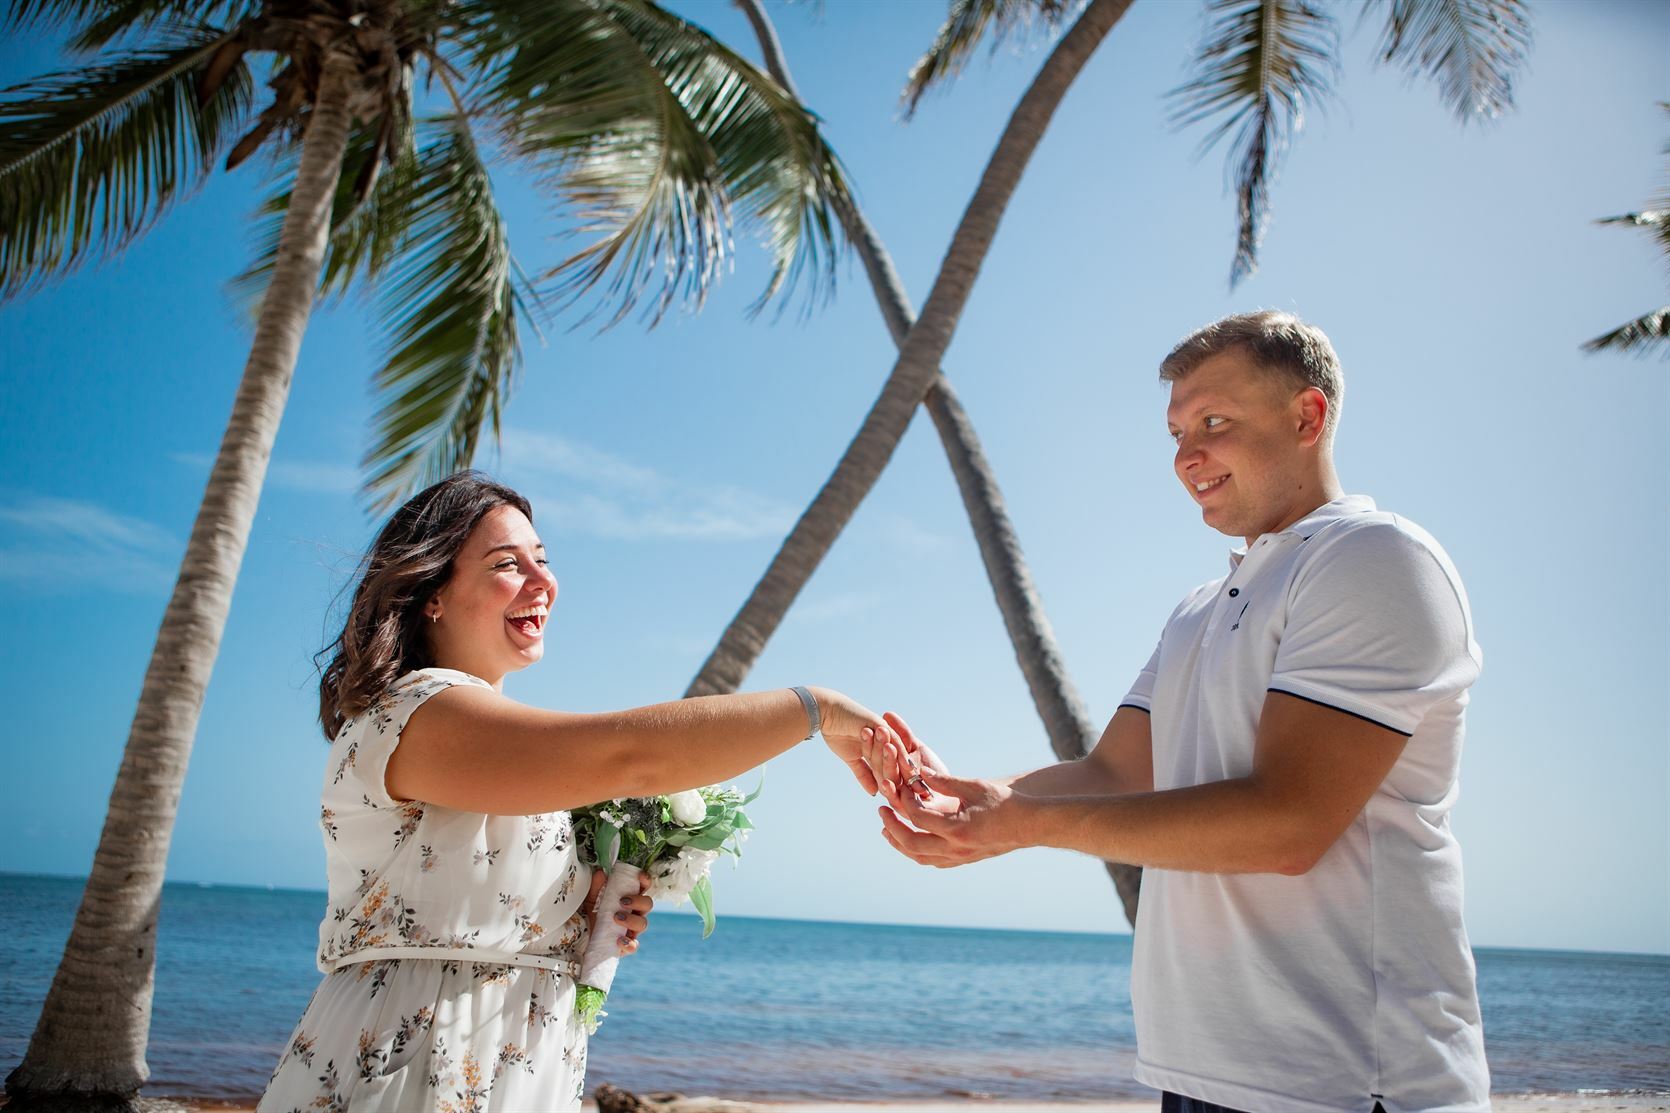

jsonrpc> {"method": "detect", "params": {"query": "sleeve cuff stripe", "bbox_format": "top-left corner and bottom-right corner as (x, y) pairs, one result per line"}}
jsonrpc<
(1266, 688), (1413, 737)
(1116, 702), (1152, 714)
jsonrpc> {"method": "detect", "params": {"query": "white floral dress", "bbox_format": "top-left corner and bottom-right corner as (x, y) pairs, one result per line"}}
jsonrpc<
(259, 668), (592, 1112)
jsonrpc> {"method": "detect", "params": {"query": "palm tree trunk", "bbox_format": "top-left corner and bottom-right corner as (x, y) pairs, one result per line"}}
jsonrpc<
(4, 46), (361, 1112)
(730, 0), (1139, 925)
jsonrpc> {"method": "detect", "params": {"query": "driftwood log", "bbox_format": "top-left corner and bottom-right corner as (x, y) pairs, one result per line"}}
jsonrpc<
(591, 1084), (764, 1113)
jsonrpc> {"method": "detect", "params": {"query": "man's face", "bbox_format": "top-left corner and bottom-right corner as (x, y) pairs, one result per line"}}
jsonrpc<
(1166, 348), (1325, 543)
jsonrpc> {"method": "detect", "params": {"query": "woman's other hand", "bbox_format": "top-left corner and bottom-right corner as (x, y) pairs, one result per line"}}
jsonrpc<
(582, 868), (654, 955)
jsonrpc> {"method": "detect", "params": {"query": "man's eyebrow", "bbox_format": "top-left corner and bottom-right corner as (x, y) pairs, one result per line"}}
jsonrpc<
(1167, 394), (1227, 425)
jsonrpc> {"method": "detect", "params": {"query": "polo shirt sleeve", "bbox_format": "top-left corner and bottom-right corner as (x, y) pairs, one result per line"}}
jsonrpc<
(1120, 638), (1161, 713)
(1269, 523), (1480, 737)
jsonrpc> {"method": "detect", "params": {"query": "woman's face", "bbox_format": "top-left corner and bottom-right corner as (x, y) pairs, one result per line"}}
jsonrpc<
(426, 505), (557, 687)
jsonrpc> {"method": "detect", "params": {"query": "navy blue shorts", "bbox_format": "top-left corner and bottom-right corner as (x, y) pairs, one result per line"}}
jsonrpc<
(1162, 1093), (1388, 1113)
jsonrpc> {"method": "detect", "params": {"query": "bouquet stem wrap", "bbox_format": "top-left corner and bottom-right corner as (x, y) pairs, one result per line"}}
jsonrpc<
(574, 859), (640, 1031)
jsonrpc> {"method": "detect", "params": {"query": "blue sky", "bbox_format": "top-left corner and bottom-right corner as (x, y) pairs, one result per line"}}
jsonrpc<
(1, 0), (1665, 955)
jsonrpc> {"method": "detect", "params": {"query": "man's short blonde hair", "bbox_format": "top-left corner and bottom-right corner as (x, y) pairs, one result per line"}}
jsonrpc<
(1159, 311), (1344, 441)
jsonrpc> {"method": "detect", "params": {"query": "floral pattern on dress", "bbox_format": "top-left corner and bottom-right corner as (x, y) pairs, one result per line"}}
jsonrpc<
(259, 669), (591, 1112)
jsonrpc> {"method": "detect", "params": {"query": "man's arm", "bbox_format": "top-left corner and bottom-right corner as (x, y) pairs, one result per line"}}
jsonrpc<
(880, 691), (1406, 875)
(1002, 706), (1155, 797)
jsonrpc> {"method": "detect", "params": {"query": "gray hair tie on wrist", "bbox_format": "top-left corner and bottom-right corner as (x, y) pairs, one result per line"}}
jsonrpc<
(789, 685), (821, 740)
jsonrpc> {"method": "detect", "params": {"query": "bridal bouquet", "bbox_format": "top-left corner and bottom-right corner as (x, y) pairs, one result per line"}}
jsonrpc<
(570, 783), (758, 1031)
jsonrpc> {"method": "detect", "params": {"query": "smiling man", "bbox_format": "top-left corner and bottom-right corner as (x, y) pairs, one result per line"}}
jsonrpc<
(878, 312), (1489, 1113)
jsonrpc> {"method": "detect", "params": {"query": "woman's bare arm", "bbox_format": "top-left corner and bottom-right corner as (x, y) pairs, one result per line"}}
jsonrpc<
(386, 684), (890, 815)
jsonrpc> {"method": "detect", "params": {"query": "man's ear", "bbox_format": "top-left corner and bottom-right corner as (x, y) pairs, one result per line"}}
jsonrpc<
(1295, 387), (1328, 448)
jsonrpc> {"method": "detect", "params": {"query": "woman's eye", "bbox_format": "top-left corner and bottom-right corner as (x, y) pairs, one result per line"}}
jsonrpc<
(495, 560), (517, 570)
(535, 559), (550, 567)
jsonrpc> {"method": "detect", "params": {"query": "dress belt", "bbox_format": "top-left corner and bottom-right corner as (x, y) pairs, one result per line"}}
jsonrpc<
(328, 945), (580, 978)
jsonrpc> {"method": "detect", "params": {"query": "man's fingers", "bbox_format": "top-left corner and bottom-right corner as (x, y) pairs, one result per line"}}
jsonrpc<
(878, 804), (958, 850)
(896, 786), (957, 833)
(919, 769), (981, 799)
(880, 822), (967, 869)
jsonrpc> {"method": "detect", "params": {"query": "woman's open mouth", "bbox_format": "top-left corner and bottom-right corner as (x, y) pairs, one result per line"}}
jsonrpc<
(506, 604), (547, 638)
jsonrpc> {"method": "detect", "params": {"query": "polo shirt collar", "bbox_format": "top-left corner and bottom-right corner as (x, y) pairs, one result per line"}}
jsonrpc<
(1228, 494), (1377, 569)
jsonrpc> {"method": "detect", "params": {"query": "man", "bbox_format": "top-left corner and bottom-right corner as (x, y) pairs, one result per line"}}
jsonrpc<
(877, 311), (1488, 1113)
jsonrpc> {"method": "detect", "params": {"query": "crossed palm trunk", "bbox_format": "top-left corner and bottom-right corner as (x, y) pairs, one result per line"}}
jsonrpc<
(4, 47), (361, 1107)
(701, 0), (1143, 925)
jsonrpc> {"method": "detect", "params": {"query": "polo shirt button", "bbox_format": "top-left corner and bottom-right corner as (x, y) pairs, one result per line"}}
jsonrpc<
(1228, 588), (1240, 597)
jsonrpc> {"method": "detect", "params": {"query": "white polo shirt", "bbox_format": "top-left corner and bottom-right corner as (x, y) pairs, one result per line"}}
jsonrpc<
(1121, 495), (1488, 1113)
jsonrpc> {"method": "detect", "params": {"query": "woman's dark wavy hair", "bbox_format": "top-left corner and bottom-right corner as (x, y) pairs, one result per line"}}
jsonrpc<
(316, 470), (532, 740)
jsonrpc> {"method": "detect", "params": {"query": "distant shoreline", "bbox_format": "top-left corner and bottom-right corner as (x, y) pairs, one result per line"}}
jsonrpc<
(7, 872), (1669, 958)
(170, 1094), (1670, 1113)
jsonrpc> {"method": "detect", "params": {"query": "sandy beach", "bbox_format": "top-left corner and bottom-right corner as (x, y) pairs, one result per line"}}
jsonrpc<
(172, 1096), (1670, 1112)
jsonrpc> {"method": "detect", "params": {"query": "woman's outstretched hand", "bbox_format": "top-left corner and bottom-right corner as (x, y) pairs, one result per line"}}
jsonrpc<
(583, 868), (653, 955)
(865, 711), (950, 806)
(811, 688), (903, 796)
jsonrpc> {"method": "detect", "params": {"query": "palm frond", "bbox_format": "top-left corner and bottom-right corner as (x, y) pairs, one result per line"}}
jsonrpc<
(4, 1), (256, 50)
(1582, 308), (1669, 358)
(1366, 0), (1531, 123)
(0, 24), (254, 298)
(1169, 0), (1338, 287)
(902, 0), (1076, 118)
(360, 114), (537, 511)
(471, 0), (848, 325)
(1596, 208), (1670, 261)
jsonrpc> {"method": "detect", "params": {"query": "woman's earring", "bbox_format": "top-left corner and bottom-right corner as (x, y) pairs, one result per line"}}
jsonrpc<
(430, 612), (439, 624)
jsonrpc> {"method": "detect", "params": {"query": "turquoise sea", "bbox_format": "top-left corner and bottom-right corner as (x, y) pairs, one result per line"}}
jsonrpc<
(2, 873), (1666, 1101)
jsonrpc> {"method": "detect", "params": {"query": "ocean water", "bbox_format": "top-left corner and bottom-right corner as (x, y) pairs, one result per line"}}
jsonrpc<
(2, 873), (1666, 1100)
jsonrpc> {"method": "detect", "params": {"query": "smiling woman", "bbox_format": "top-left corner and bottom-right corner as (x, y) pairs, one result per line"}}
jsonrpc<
(259, 470), (901, 1112)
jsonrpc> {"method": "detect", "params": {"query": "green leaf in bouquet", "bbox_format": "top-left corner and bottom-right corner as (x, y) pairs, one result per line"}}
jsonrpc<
(742, 777), (765, 806)
(598, 824), (620, 870)
(684, 831), (731, 851)
(732, 813), (754, 830)
(575, 983), (608, 1034)
(691, 875), (716, 938)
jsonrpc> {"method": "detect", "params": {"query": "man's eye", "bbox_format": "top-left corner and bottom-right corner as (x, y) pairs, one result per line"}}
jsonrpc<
(1205, 416), (1226, 429)
(1168, 431), (1182, 444)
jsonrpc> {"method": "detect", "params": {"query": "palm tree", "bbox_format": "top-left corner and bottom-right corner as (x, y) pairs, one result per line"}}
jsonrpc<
(1584, 103), (1668, 357)
(730, 0), (1142, 924)
(688, 0), (1530, 919)
(1, 1), (846, 1105)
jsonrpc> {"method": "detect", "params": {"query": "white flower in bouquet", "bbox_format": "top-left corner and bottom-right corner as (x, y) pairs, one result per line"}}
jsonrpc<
(667, 789), (707, 827)
(646, 846), (720, 903)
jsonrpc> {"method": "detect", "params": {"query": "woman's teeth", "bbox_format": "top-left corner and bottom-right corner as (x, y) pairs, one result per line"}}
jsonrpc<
(507, 605), (546, 636)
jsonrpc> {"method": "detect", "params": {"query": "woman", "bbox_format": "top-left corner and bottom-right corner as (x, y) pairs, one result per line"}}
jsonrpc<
(259, 472), (896, 1111)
